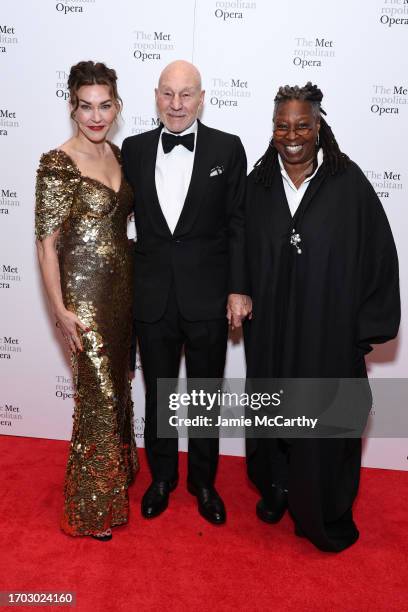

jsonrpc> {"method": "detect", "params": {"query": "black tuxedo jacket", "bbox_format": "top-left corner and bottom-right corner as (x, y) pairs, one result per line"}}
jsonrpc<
(121, 120), (247, 322)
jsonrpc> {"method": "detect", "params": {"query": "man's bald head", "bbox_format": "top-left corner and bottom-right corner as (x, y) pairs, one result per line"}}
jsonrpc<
(158, 60), (202, 91)
(155, 60), (205, 133)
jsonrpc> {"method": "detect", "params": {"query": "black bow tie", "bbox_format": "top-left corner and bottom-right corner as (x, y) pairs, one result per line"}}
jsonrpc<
(162, 131), (195, 154)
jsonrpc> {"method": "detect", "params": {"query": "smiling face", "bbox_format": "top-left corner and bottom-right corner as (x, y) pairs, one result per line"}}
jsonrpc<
(155, 61), (204, 133)
(273, 99), (320, 166)
(71, 84), (118, 143)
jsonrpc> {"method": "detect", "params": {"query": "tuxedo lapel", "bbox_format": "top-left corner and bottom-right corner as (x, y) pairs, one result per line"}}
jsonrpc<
(173, 121), (214, 237)
(141, 126), (172, 237)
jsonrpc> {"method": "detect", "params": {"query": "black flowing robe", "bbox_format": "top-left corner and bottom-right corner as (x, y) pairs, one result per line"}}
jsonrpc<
(244, 158), (400, 552)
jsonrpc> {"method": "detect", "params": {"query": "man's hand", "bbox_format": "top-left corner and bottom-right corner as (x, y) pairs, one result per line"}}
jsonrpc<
(227, 293), (253, 330)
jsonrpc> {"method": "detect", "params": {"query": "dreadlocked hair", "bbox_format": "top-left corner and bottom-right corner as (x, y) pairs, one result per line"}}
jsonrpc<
(254, 82), (349, 186)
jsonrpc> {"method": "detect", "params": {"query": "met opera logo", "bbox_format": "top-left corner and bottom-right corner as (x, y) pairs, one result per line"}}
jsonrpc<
(209, 77), (251, 110)
(0, 24), (18, 53)
(365, 169), (403, 200)
(131, 115), (161, 135)
(0, 188), (20, 216)
(132, 30), (175, 62)
(0, 109), (19, 136)
(55, 70), (69, 101)
(55, 0), (95, 15)
(55, 375), (76, 401)
(133, 416), (145, 439)
(379, 0), (408, 27)
(370, 84), (407, 116)
(213, 1), (257, 21)
(0, 336), (22, 360)
(292, 36), (335, 69)
(0, 264), (21, 289)
(0, 403), (23, 429)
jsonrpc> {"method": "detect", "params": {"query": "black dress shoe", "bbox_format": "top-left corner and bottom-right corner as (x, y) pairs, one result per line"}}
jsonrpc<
(141, 480), (177, 519)
(187, 483), (226, 525)
(256, 485), (288, 524)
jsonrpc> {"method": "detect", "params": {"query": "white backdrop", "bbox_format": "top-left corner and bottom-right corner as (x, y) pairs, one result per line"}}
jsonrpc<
(0, 0), (406, 469)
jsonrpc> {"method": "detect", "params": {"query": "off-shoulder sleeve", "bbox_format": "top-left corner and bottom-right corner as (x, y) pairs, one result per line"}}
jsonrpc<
(35, 150), (81, 240)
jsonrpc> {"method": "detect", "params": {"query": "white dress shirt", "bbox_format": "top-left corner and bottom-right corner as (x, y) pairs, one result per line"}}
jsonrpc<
(155, 120), (198, 234)
(279, 148), (324, 217)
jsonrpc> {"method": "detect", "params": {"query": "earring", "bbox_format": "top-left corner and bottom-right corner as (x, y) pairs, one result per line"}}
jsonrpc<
(316, 132), (320, 147)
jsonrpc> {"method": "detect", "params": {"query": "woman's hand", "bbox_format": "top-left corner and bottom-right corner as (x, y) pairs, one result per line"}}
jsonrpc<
(55, 308), (89, 353)
(36, 234), (89, 353)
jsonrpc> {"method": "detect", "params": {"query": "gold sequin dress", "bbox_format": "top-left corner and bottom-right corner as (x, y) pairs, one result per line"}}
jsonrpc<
(35, 143), (138, 536)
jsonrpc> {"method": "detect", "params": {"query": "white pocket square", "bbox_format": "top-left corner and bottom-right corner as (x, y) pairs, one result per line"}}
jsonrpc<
(210, 165), (224, 177)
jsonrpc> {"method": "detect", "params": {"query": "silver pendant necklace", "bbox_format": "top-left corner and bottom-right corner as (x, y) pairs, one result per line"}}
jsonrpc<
(290, 228), (302, 254)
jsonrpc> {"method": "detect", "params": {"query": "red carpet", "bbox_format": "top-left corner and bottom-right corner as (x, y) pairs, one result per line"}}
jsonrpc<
(0, 436), (407, 612)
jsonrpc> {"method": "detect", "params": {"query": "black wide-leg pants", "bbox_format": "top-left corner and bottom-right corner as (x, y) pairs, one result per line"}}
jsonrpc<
(135, 284), (228, 487)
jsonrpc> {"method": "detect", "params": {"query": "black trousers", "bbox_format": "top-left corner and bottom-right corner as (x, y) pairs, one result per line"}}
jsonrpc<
(135, 284), (228, 487)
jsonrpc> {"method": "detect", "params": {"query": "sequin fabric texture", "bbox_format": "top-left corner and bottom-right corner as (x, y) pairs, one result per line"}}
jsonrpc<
(35, 143), (138, 536)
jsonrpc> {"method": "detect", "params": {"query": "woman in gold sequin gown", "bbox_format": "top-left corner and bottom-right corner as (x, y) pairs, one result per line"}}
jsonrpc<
(35, 62), (138, 540)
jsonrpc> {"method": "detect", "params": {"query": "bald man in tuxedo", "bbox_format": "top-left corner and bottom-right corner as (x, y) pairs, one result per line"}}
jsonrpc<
(122, 60), (251, 524)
